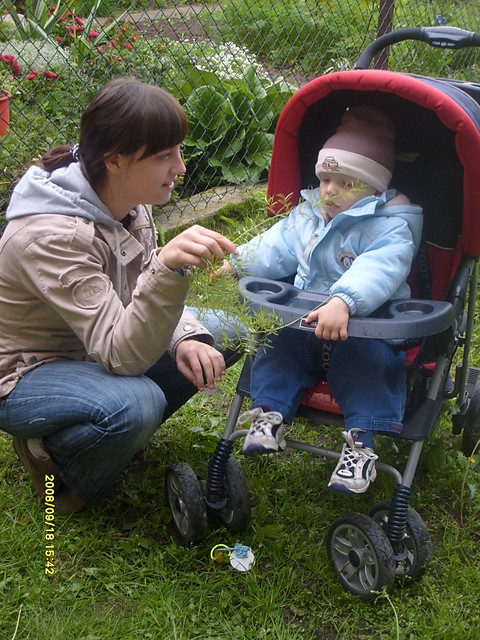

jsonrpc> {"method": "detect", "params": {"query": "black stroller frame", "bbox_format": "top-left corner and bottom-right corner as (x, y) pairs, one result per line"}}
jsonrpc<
(166, 27), (480, 599)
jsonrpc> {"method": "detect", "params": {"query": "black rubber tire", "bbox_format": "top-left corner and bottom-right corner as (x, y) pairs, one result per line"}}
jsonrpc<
(326, 512), (396, 600)
(165, 462), (207, 545)
(461, 381), (480, 457)
(369, 500), (433, 581)
(217, 456), (251, 533)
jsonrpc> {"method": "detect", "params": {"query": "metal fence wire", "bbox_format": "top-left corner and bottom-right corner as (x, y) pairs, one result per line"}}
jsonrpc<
(1, 0), (480, 221)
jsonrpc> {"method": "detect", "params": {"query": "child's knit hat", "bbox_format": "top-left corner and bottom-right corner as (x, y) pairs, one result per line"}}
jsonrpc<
(315, 105), (395, 193)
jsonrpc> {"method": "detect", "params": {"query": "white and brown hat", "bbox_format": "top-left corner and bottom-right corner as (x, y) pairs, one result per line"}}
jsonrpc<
(315, 105), (396, 193)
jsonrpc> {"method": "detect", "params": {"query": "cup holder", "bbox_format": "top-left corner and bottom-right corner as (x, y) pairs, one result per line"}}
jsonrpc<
(244, 280), (285, 296)
(392, 300), (434, 315)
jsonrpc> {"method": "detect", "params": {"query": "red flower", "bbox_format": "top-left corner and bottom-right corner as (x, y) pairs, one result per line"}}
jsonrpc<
(0, 54), (21, 77)
(42, 71), (59, 79)
(75, 16), (84, 25)
(124, 42), (133, 50)
(27, 69), (39, 80)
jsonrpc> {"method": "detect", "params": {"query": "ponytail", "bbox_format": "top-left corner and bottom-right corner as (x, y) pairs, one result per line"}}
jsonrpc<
(36, 145), (77, 172)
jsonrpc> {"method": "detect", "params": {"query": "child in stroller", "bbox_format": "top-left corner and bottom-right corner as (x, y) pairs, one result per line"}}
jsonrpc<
(218, 104), (423, 494)
(166, 26), (480, 599)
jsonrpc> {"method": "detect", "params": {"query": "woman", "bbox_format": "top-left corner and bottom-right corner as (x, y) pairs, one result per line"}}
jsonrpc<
(0, 77), (242, 511)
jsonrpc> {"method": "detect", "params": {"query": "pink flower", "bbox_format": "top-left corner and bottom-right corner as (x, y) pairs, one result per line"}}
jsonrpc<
(75, 16), (84, 25)
(27, 69), (39, 80)
(88, 29), (98, 38)
(124, 42), (133, 50)
(42, 71), (59, 79)
(56, 36), (63, 43)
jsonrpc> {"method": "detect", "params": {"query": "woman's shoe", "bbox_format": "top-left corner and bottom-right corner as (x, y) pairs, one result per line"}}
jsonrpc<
(12, 437), (58, 497)
(12, 437), (89, 512)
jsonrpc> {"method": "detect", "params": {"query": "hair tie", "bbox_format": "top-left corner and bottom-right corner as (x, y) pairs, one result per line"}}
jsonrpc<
(71, 143), (80, 162)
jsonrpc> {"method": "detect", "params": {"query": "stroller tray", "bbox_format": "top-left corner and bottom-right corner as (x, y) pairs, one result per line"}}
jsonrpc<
(239, 276), (455, 340)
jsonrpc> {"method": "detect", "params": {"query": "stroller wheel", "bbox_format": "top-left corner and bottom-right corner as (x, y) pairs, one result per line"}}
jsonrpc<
(217, 456), (251, 533)
(326, 513), (396, 600)
(369, 500), (433, 580)
(165, 462), (207, 545)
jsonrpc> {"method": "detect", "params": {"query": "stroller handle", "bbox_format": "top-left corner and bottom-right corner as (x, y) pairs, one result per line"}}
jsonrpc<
(355, 26), (480, 69)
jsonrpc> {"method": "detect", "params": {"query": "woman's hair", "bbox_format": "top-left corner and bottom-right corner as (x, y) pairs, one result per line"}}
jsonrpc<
(38, 77), (188, 189)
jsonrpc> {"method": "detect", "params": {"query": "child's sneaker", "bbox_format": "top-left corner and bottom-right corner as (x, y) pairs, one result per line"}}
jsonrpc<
(239, 408), (286, 455)
(328, 429), (378, 494)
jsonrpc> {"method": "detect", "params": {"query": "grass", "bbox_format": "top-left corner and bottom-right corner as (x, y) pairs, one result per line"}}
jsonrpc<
(1, 199), (480, 639)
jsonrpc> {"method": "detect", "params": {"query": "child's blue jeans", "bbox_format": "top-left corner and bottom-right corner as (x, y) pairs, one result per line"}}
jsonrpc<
(0, 309), (245, 504)
(250, 328), (406, 434)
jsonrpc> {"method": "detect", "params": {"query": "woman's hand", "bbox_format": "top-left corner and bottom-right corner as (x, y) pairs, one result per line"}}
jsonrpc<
(175, 339), (227, 391)
(158, 225), (237, 272)
(305, 296), (350, 341)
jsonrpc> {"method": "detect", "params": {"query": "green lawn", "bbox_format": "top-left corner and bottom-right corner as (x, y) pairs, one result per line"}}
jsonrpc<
(1, 201), (480, 639)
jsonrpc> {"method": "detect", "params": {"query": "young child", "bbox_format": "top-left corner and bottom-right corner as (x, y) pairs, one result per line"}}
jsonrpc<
(219, 105), (423, 494)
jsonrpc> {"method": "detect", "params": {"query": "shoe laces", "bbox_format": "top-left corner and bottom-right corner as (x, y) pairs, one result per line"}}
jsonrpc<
(341, 430), (377, 462)
(238, 408), (282, 434)
(237, 407), (264, 427)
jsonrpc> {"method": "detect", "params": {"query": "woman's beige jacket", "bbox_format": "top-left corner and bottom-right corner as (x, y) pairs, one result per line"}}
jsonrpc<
(0, 164), (212, 398)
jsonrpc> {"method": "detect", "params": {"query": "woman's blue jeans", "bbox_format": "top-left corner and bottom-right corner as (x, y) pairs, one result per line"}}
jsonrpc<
(250, 329), (406, 434)
(0, 310), (245, 504)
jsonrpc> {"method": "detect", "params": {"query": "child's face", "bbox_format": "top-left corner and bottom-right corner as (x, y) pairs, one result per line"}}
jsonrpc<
(319, 174), (376, 219)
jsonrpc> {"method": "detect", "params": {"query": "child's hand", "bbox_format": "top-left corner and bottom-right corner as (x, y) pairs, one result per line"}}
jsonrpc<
(208, 259), (237, 282)
(305, 297), (350, 341)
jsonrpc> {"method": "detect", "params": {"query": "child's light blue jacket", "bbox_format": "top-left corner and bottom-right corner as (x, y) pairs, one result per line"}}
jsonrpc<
(231, 188), (423, 317)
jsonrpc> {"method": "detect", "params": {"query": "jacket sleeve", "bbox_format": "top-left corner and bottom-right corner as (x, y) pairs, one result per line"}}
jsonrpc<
(230, 208), (302, 279)
(330, 217), (416, 316)
(19, 218), (194, 375)
(167, 306), (214, 356)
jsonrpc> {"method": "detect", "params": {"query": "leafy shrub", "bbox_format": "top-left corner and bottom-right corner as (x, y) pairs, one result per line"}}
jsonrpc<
(157, 39), (296, 192)
(208, 0), (379, 76)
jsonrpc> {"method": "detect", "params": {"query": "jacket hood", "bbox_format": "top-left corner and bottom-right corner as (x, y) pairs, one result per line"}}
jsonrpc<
(6, 163), (121, 229)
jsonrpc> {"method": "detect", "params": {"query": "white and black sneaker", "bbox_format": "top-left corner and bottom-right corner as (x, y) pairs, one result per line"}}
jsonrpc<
(239, 408), (286, 456)
(328, 429), (378, 494)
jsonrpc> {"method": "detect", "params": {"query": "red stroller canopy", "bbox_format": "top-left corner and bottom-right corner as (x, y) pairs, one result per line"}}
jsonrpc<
(267, 69), (480, 258)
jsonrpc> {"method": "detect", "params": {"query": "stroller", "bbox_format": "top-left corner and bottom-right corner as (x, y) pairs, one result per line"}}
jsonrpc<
(166, 27), (480, 599)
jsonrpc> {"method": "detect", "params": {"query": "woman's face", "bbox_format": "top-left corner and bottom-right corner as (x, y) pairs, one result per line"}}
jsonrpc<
(122, 144), (186, 206)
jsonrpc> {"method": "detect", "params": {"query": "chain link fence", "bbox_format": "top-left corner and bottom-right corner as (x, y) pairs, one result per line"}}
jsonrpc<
(1, 0), (480, 223)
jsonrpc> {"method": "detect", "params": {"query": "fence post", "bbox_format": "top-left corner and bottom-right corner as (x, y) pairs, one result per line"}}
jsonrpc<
(374, 0), (395, 70)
